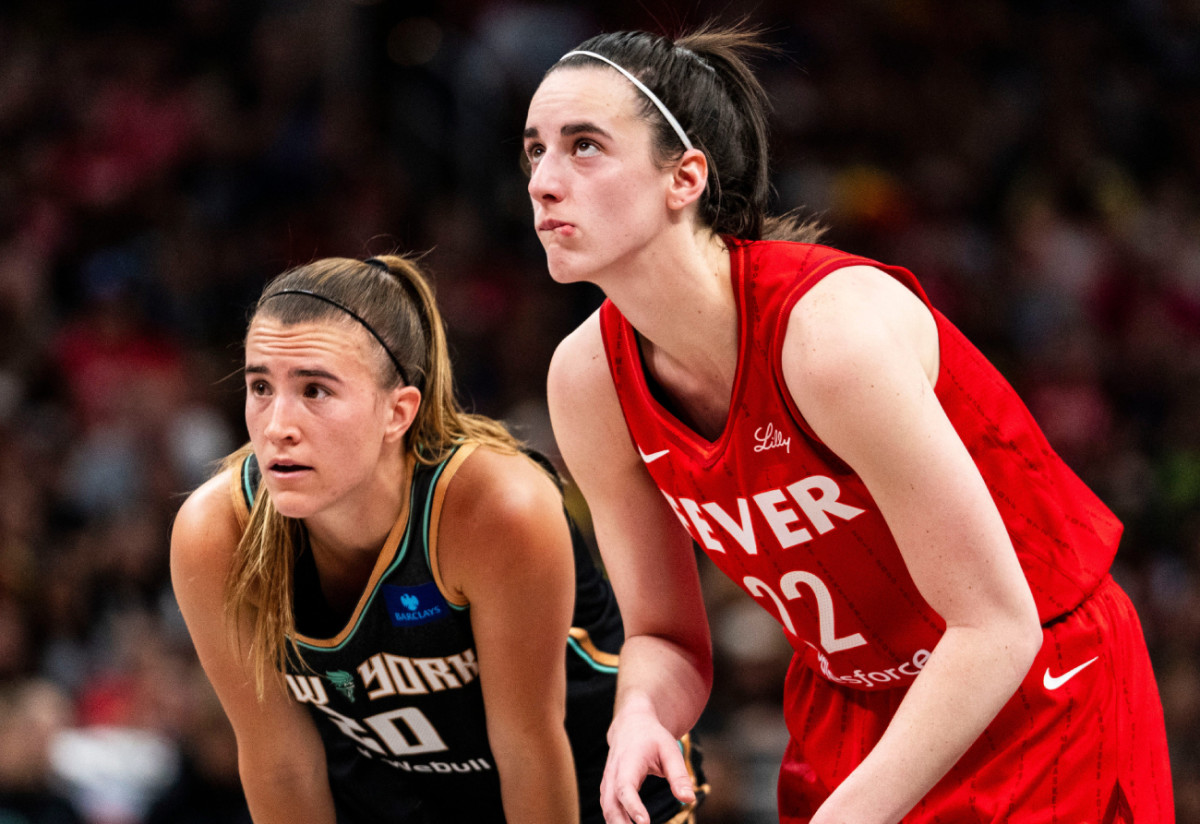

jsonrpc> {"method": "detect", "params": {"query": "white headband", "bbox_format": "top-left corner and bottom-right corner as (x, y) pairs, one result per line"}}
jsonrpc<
(559, 50), (693, 151)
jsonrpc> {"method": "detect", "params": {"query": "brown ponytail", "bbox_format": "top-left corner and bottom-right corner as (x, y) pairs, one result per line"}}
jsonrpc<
(551, 24), (823, 244)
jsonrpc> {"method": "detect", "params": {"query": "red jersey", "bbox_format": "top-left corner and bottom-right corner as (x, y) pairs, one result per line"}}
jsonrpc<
(599, 239), (1122, 692)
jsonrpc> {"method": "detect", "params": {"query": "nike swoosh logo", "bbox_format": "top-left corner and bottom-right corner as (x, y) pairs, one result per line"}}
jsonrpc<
(1043, 656), (1099, 690)
(638, 447), (670, 464)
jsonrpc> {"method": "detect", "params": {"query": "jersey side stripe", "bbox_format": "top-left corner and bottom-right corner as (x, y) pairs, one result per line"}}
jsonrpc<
(567, 627), (619, 674)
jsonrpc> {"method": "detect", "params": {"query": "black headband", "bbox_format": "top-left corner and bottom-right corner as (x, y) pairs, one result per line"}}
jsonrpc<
(261, 288), (411, 387)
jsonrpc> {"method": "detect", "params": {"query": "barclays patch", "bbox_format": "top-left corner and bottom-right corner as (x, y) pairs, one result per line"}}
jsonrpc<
(383, 582), (448, 627)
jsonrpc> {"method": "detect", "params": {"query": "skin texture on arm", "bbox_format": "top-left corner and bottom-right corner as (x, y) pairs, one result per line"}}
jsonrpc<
(782, 266), (1044, 824)
(547, 313), (713, 824)
(436, 446), (581, 824)
(170, 470), (337, 824)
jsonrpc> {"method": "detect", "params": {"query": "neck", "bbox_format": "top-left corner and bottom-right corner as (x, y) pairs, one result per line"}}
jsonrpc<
(305, 449), (410, 563)
(603, 228), (737, 385)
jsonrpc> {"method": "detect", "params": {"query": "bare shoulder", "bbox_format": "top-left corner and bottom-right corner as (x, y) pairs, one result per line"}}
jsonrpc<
(444, 446), (563, 530)
(169, 467), (249, 672)
(792, 265), (929, 342)
(437, 445), (572, 602)
(786, 264), (938, 387)
(171, 468), (244, 583)
(547, 310), (640, 486)
(547, 310), (609, 405)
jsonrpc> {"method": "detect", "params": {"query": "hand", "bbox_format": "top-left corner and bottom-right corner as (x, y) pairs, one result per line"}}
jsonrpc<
(601, 708), (696, 824)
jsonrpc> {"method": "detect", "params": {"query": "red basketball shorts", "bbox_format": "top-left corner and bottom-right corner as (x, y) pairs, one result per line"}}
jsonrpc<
(777, 575), (1174, 823)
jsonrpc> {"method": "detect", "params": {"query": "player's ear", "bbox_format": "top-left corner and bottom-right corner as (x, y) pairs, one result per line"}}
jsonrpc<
(667, 148), (708, 211)
(384, 386), (421, 443)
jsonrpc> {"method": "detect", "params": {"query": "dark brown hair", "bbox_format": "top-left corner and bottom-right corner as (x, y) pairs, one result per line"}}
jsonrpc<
(549, 24), (822, 243)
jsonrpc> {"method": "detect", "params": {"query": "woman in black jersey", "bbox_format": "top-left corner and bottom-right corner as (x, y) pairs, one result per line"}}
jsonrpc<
(170, 254), (704, 824)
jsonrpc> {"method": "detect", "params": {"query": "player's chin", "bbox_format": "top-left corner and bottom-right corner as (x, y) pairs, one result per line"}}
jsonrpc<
(543, 253), (595, 286)
(545, 261), (582, 285)
(266, 489), (320, 520)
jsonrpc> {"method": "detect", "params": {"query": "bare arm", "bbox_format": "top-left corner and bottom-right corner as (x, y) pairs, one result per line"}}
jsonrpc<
(783, 266), (1043, 824)
(170, 472), (337, 824)
(547, 314), (713, 824)
(437, 447), (580, 823)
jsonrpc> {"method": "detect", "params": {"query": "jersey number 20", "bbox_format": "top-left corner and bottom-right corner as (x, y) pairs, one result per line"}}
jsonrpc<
(286, 675), (449, 757)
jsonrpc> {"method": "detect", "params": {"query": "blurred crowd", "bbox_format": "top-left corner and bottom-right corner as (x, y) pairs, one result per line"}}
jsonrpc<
(0, 0), (1197, 821)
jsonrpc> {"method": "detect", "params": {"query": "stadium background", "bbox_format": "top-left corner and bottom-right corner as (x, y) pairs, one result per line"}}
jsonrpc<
(0, 0), (1197, 821)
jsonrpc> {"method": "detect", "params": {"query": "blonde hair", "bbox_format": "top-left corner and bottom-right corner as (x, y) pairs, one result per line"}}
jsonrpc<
(224, 254), (521, 695)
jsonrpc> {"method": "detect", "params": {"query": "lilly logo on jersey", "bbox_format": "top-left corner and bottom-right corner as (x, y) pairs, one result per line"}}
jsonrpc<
(384, 582), (447, 627)
(753, 422), (791, 454)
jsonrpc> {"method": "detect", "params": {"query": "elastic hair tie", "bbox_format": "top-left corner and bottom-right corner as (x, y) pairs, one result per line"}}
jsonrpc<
(558, 50), (693, 151)
(262, 289), (411, 387)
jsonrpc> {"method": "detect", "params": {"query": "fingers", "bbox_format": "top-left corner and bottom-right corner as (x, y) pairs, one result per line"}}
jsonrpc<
(660, 739), (696, 805)
(601, 733), (695, 824)
(601, 757), (647, 824)
(609, 783), (651, 824)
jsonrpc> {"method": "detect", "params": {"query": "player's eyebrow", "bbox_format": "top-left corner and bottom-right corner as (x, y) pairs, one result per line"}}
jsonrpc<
(563, 121), (611, 139)
(244, 364), (342, 382)
(523, 122), (613, 140)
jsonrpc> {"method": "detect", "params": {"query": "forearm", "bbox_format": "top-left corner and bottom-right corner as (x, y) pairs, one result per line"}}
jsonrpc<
(239, 755), (337, 824)
(612, 633), (712, 739)
(813, 622), (1041, 824)
(493, 726), (579, 823)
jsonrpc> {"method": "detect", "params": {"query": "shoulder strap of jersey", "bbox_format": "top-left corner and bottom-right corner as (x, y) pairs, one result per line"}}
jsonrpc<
(228, 451), (260, 533)
(405, 443), (477, 608)
(418, 443), (570, 609)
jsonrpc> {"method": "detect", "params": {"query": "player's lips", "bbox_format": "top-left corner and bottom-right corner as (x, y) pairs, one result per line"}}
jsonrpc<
(268, 459), (313, 475)
(538, 218), (576, 236)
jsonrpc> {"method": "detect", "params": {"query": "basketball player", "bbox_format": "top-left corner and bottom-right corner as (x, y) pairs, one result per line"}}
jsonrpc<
(524, 25), (1174, 824)
(170, 255), (705, 823)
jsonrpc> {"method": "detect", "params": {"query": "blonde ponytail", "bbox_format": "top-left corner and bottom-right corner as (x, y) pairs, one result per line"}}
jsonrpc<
(224, 254), (522, 697)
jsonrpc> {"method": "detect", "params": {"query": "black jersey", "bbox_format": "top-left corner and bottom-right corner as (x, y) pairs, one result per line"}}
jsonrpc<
(233, 443), (701, 824)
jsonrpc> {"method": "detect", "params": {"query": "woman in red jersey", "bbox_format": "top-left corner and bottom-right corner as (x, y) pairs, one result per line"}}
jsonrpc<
(524, 25), (1174, 824)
